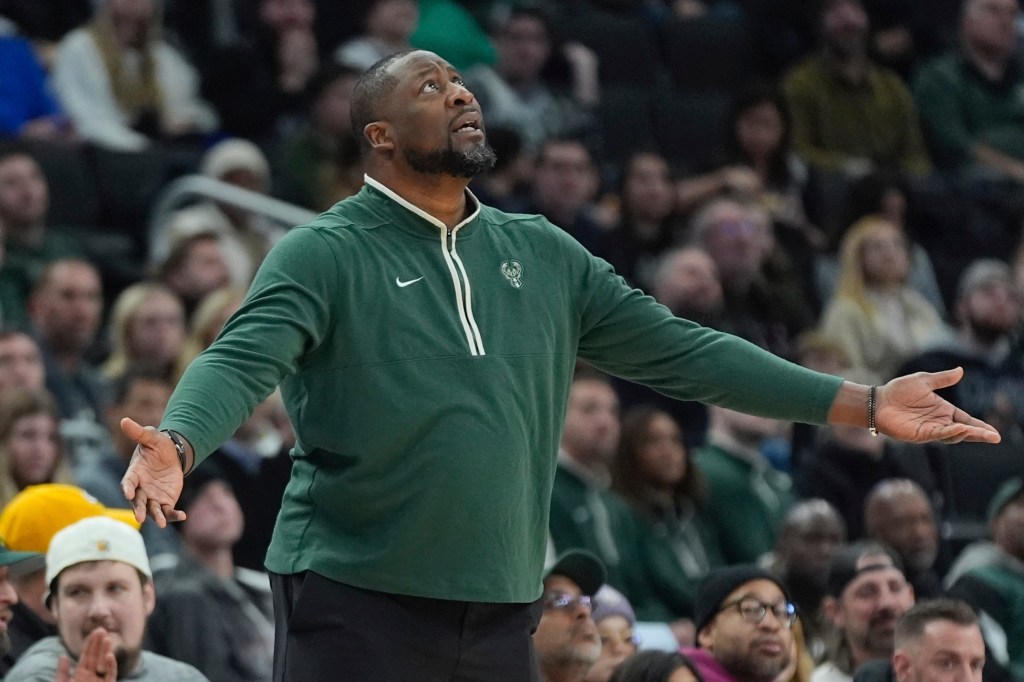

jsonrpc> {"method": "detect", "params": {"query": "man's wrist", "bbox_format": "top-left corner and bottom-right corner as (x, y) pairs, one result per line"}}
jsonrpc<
(160, 429), (194, 475)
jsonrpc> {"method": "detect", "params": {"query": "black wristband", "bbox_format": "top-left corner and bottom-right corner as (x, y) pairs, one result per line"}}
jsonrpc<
(160, 429), (189, 474)
(868, 385), (878, 437)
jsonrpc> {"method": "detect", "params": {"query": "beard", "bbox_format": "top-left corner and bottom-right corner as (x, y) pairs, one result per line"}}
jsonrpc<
(0, 630), (9, 658)
(717, 645), (790, 682)
(404, 140), (497, 178)
(115, 644), (143, 678)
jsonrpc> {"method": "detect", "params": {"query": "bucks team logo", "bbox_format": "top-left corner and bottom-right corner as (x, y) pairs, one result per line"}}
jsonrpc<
(501, 260), (523, 289)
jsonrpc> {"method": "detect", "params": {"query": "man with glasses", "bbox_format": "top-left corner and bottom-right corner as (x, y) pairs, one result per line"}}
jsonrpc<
(534, 549), (606, 682)
(815, 542), (915, 682)
(683, 565), (797, 682)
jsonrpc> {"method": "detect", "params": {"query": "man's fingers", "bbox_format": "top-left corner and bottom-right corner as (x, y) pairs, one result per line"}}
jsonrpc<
(119, 417), (145, 440)
(130, 489), (149, 525)
(922, 366), (964, 390)
(149, 499), (167, 528)
(163, 507), (187, 523)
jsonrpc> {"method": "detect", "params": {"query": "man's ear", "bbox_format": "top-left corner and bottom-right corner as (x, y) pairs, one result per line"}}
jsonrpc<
(822, 596), (843, 628)
(696, 623), (714, 650)
(892, 649), (912, 682)
(142, 580), (156, 617)
(364, 122), (394, 152)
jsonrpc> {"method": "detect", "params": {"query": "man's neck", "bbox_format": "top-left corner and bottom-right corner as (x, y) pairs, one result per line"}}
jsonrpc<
(558, 449), (611, 487)
(189, 544), (236, 579)
(367, 166), (472, 229)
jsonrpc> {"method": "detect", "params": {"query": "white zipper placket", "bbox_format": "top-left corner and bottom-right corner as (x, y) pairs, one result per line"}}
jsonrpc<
(361, 175), (486, 356)
(441, 225), (486, 356)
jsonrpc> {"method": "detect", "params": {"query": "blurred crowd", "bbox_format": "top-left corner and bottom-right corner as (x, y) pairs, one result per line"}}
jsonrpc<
(0, 0), (1023, 680)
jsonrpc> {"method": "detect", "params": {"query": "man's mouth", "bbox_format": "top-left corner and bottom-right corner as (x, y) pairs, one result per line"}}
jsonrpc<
(451, 112), (482, 135)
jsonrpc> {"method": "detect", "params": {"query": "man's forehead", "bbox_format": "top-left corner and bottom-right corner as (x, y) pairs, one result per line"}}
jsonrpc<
(544, 574), (582, 595)
(388, 51), (454, 79)
(844, 563), (905, 594)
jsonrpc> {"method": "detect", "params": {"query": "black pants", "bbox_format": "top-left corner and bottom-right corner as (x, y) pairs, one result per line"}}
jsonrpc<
(270, 571), (544, 681)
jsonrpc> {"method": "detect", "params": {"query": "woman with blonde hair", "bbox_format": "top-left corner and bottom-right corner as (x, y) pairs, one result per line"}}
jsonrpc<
(0, 387), (75, 509)
(173, 286), (247, 382)
(103, 281), (186, 382)
(51, 0), (218, 151)
(818, 216), (951, 380)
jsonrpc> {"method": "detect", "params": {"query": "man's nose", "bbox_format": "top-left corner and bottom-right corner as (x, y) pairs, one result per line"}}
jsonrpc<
(449, 83), (476, 107)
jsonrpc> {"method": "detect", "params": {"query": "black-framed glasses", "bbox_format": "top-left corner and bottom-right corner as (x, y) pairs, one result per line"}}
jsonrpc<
(543, 592), (593, 612)
(718, 598), (797, 628)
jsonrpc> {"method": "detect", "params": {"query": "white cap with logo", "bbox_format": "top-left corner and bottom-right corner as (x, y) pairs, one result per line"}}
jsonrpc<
(45, 516), (152, 602)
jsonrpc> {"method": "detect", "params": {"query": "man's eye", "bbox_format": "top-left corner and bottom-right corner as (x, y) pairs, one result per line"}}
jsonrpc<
(452, 76), (465, 85)
(421, 81), (438, 93)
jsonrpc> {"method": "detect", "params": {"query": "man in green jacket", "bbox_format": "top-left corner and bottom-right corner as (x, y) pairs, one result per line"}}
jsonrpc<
(119, 49), (1001, 680)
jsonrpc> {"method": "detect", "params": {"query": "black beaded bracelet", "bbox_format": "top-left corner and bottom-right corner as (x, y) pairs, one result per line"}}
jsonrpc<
(868, 385), (878, 437)
(161, 429), (189, 473)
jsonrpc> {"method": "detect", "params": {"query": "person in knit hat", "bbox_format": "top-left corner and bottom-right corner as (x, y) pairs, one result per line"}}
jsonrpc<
(682, 565), (797, 682)
(586, 584), (639, 682)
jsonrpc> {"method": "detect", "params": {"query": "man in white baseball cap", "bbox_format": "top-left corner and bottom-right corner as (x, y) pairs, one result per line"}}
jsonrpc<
(6, 517), (207, 681)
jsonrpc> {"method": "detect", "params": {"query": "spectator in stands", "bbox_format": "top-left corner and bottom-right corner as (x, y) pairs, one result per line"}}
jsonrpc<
(649, 246), (724, 329)
(891, 599), (986, 682)
(156, 232), (233, 320)
(608, 650), (703, 682)
(596, 151), (683, 290)
(913, 0), (1024, 182)
(683, 565), (796, 682)
(611, 405), (723, 642)
(816, 542), (915, 682)
(334, 0), (418, 71)
(276, 63), (363, 211)
(72, 370), (178, 560)
(153, 138), (287, 289)
(199, 0), (318, 142)
(50, 0), (218, 151)
(900, 259), (1024, 438)
(945, 478), (1024, 677)
(0, 148), (79, 328)
(586, 585), (639, 682)
(864, 480), (943, 600)
(0, 329), (44, 395)
(817, 171), (945, 316)
(101, 282), (185, 383)
(688, 197), (816, 359)
(764, 499), (847, 661)
(550, 368), (640, 596)
(5, 516), (207, 680)
(782, 0), (931, 178)
(521, 137), (608, 253)
(147, 462), (274, 681)
(0, 538), (44, 677)
(535, 549), (606, 682)
(861, 479), (943, 597)
(0, 483), (140, 665)
(0, 387), (74, 509)
(173, 286), (245, 382)
(697, 405), (795, 564)
(677, 85), (820, 251)
(464, 6), (598, 151)
(818, 216), (952, 380)
(27, 259), (111, 464)
(0, 35), (75, 141)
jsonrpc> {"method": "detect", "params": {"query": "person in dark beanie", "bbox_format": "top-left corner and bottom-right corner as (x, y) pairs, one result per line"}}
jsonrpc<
(145, 463), (275, 682)
(682, 565), (797, 682)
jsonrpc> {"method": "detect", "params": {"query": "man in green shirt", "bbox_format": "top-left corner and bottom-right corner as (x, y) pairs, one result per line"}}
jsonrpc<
(119, 49), (1000, 680)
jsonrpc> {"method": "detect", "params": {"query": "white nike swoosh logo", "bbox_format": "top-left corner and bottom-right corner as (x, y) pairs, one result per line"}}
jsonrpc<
(396, 276), (424, 288)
